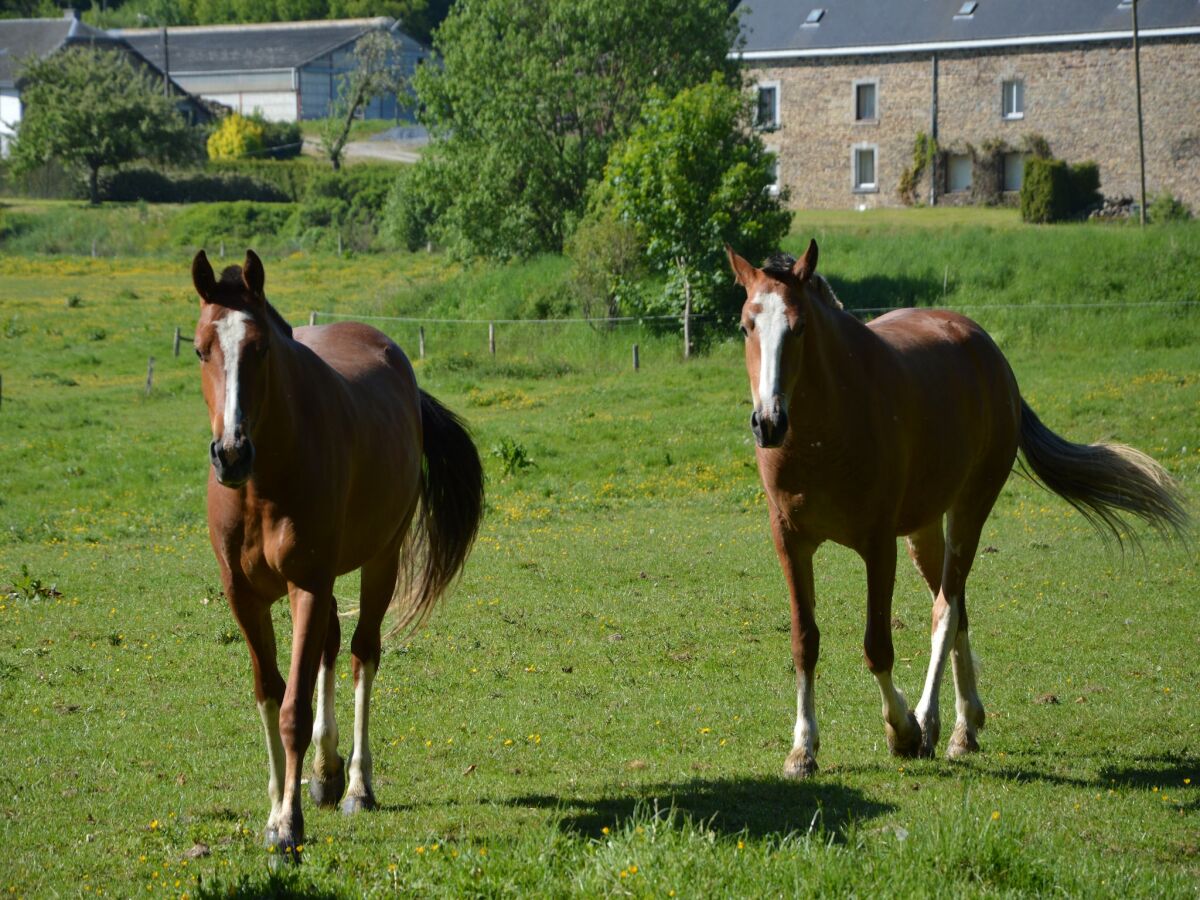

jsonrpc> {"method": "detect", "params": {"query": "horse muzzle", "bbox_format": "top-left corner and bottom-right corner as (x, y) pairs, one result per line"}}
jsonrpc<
(210, 431), (255, 487)
(751, 407), (789, 449)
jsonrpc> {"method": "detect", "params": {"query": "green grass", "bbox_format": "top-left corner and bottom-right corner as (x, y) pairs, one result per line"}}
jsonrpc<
(0, 214), (1197, 896)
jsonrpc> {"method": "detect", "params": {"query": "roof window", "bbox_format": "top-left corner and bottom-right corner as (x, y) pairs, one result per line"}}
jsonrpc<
(954, 1), (978, 18)
(802, 9), (825, 27)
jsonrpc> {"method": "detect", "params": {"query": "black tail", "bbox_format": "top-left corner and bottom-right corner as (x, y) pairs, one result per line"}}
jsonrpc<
(1018, 398), (1188, 546)
(391, 390), (485, 635)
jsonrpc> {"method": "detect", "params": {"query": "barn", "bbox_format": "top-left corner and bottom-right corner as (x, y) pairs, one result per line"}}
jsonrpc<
(114, 17), (428, 123)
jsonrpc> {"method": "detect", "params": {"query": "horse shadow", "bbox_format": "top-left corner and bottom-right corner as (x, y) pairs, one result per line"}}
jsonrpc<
(507, 774), (894, 842)
(825, 273), (947, 315)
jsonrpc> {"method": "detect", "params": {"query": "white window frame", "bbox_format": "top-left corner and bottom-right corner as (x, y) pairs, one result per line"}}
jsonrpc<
(852, 143), (878, 193)
(765, 146), (781, 196)
(755, 80), (781, 131)
(1002, 79), (1025, 120)
(854, 78), (879, 123)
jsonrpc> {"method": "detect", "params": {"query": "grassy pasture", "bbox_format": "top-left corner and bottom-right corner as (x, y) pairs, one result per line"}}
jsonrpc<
(0, 213), (1198, 897)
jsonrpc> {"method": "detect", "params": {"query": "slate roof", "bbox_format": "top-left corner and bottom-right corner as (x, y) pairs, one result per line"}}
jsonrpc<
(736, 0), (1200, 57)
(0, 16), (127, 88)
(114, 17), (402, 75)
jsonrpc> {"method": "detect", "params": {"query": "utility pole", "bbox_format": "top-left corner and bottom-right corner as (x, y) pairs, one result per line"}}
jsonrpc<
(162, 26), (170, 98)
(1132, 0), (1147, 226)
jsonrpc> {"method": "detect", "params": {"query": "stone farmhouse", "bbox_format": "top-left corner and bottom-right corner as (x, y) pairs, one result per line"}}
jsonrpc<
(0, 10), (209, 158)
(113, 17), (428, 123)
(735, 0), (1200, 211)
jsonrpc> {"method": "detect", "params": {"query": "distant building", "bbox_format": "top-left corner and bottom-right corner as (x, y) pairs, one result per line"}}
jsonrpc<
(114, 17), (428, 123)
(0, 10), (208, 158)
(735, 0), (1200, 211)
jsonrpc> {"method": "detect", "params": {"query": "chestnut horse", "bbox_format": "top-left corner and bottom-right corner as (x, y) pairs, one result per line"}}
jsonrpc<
(727, 240), (1186, 777)
(191, 250), (484, 858)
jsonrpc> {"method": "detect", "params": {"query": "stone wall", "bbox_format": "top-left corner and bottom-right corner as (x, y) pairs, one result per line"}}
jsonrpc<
(748, 36), (1200, 212)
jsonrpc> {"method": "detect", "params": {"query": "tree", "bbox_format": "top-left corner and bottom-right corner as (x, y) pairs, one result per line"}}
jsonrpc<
(596, 75), (792, 338)
(319, 30), (407, 171)
(12, 47), (198, 204)
(206, 113), (266, 160)
(408, 0), (739, 260)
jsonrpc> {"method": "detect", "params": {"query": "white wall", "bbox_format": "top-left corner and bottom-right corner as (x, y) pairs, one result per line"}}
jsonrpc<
(1, 91), (21, 158)
(201, 91), (298, 122)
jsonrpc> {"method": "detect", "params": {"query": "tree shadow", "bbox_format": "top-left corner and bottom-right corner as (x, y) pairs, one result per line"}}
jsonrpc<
(825, 273), (947, 315)
(508, 775), (894, 842)
(196, 871), (342, 900)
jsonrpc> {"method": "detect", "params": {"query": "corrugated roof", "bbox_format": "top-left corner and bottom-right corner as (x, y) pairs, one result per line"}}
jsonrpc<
(736, 0), (1200, 57)
(113, 17), (402, 74)
(0, 17), (125, 87)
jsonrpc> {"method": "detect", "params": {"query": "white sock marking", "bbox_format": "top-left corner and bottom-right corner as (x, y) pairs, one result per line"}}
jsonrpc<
(347, 660), (376, 800)
(312, 663), (339, 777)
(257, 699), (285, 827)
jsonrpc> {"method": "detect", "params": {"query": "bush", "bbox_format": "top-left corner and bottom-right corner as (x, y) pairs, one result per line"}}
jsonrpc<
(1148, 192), (1193, 223)
(208, 158), (320, 202)
(207, 114), (266, 161)
(381, 161), (448, 252)
(250, 115), (302, 160)
(169, 202), (295, 250)
(100, 168), (290, 203)
(292, 164), (400, 251)
(566, 212), (646, 319)
(1020, 157), (1101, 223)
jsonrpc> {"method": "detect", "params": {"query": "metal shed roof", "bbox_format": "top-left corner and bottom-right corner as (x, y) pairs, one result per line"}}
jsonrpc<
(0, 16), (126, 88)
(735, 0), (1200, 58)
(113, 17), (408, 76)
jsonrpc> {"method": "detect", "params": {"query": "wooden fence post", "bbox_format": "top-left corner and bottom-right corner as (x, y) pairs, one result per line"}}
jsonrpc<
(632, 344), (640, 372)
(309, 311), (317, 326)
(489, 322), (496, 356)
(173, 327), (181, 358)
(219, 240), (225, 258)
(419, 326), (426, 360)
(145, 357), (155, 396)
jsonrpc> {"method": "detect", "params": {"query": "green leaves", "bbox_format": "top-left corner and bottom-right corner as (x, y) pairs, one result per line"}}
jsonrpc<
(13, 47), (199, 203)
(598, 76), (792, 321)
(405, 0), (738, 260)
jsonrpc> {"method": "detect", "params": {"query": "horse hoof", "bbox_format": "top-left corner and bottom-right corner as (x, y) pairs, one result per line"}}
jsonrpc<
(946, 723), (981, 760)
(916, 720), (940, 759)
(783, 750), (819, 779)
(264, 832), (303, 866)
(886, 712), (922, 758)
(342, 792), (377, 815)
(309, 760), (346, 808)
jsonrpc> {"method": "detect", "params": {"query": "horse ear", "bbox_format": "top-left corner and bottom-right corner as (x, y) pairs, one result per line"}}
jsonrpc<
(192, 250), (217, 304)
(725, 244), (758, 287)
(792, 239), (818, 283)
(242, 249), (265, 300)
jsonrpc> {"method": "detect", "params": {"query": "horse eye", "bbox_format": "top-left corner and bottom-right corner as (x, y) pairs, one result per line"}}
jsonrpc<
(739, 324), (748, 337)
(194, 347), (203, 361)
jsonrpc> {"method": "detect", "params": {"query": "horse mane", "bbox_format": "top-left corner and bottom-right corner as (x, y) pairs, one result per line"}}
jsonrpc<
(216, 264), (294, 338)
(760, 253), (844, 311)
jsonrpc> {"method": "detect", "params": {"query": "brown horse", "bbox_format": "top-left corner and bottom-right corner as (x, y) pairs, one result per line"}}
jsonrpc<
(727, 240), (1187, 777)
(191, 250), (484, 859)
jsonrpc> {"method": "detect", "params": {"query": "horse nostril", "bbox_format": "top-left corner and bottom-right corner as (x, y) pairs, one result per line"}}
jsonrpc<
(751, 411), (761, 429)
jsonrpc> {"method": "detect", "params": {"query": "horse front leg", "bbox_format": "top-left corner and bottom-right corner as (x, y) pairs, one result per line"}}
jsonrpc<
(273, 580), (334, 860)
(225, 588), (287, 846)
(309, 603), (345, 808)
(771, 517), (820, 778)
(861, 540), (921, 757)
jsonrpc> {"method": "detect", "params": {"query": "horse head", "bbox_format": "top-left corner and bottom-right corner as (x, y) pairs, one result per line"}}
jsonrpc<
(726, 239), (820, 449)
(191, 249), (272, 488)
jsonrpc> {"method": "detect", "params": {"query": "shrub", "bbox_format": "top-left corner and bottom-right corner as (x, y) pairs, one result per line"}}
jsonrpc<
(1020, 157), (1101, 223)
(249, 114), (302, 160)
(100, 168), (290, 203)
(1148, 191), (1193, 223)
(207, 114), (266, 161)
(169, 202), (295, 249)
(566, 211), (646, 319)
(381, 161), (448, 252)
(208, 159), (320, 202)
(292, 164), (400, 251)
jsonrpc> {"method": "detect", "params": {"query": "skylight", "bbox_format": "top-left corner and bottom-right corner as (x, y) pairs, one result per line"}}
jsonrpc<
(802, 8), (825, 27)
(955, 1), (978, 18)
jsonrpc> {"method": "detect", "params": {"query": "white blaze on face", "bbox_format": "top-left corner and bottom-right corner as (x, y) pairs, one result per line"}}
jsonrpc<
(216, 311), (251, 443)
(754, 291), (789, 415)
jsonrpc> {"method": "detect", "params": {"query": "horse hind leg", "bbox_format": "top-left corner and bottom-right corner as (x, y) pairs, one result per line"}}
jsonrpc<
(343, 546), (400, 814)
(908, 521), (955, 758)
(914, 501), (994, 761)
(309, 602), (346, 808)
